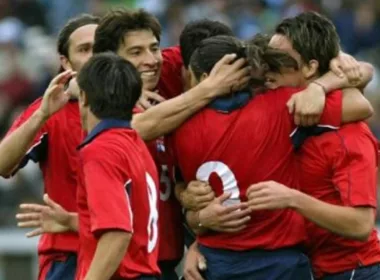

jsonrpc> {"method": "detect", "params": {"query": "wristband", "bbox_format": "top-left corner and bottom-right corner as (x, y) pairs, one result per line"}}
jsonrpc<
(312, 81), (327, 94)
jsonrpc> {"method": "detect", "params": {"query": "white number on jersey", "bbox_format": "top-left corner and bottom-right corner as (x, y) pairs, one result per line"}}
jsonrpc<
(196, 161), (241, 206)
(146, 172), (159, 253)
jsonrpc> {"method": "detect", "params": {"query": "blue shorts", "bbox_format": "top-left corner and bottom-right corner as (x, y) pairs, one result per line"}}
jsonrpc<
(322, 263), (380, 280)
(46, 253), (76, 280)
(199, 245), (313, 280)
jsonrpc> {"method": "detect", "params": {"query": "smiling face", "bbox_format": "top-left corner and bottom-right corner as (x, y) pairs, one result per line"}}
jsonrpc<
(116, 29), (162, 91)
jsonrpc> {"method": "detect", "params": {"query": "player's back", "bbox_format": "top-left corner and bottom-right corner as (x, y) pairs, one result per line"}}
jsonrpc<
(77, 127), (160, 279)
(173, 88), (306, 250)
(298, 122), (380, 277)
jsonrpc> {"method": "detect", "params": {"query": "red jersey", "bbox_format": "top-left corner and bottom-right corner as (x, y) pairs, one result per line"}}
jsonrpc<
(172, 87), (342, 250)
(298, 122), (380, 278)
(158, 46), (183, 99)
(147, 137), (184, 262)
(76, 120), (160, 279)
(6, 98), (81, 254)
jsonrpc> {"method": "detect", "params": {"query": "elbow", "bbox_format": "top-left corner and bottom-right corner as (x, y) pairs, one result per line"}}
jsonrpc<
(359, 62), (374, 86)
(350, 219), (374, 242)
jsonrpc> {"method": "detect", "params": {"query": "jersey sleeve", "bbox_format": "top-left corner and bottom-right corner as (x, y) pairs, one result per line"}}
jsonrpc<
(331, 128), (377, 208)
(83, 158), (133, 236)
(158, 46), (184, 99)
(5, 100), (48, 172)
(288, 89), (343, 149)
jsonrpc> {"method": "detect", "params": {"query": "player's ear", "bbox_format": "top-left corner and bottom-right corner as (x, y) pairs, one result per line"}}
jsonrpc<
(79, 90), (89, 107)
(60, 55), (72, 71)
(200, 72), (209, 82)
(302, 59), (319, 80)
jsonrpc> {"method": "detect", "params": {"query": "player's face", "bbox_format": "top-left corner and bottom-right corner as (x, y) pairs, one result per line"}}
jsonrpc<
(61, 24), (97, 72)
(265, 34), (306, 89)
(117, 30), (163, 91)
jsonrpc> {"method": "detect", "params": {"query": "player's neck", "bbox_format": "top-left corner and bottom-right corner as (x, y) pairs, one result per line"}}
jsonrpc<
(86, 112), (101, 134)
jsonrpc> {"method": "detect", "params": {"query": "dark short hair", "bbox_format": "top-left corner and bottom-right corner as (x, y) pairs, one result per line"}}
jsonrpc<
(179, 19), (233, 68)
(275, 12), (340, 75)
(77, 52), (142, 121)
(57, 14), (99, 58)
(93, 9), (161, 54)
(190, 35), (297, 82)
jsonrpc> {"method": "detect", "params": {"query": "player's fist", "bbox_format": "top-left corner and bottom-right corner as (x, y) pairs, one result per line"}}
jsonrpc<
(180, 181), (215, 211)
(287, 82), (326, 127)
(330, 52), (362, 85)
(38, 70), (76, 120)
(246, 181), (296, 210)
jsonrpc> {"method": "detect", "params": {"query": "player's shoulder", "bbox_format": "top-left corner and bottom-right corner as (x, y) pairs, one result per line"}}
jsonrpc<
(162, 46), (182, 65)
(338, 122), (378, 151)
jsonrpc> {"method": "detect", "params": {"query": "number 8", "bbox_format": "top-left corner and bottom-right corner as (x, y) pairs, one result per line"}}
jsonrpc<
(146, 173), (158, 253)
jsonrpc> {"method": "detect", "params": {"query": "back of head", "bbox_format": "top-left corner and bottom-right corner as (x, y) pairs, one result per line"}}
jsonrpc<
(190, 35), (298, 86)
(275, 11), (340, 75)
(180, 19), (233, 68)
(57, 14), (100, 58)
(77, 52), (142, 121)
(190, 35), (244, 80)
(93, 8), (161, 54)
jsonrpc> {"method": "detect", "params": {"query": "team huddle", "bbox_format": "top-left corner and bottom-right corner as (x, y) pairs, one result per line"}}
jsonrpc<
(1, 7), (379, 280)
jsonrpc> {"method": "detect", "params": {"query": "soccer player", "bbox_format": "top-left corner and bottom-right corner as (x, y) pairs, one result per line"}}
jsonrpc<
(246, 12), (380, 279)
(172, 35), (373, 280)
(73, 52), (161, 280)
(0, 14), (99, 280)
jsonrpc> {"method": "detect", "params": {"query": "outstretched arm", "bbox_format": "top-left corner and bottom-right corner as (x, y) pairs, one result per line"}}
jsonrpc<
(0, 71), (74, 177)
(132, 54), (250, 141)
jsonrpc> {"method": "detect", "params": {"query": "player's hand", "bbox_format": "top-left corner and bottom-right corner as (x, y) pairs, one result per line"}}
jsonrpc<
(183, 242), (206, 280)
(66, 77), (80, 99)
(198, 193), (251, 233)
(136, 89), (166, 110)
(286, 83), (326, 126)
(246, 181), (296, 210)
(38, 70), (76, 120)
(180, 181), (215, 211)
(206, 54), (251, 97)
(330, 52), (362, 85)
(16, 194), (71, 237)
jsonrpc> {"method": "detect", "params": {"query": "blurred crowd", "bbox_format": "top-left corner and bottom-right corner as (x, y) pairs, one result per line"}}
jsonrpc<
(0, 0), (379, 226)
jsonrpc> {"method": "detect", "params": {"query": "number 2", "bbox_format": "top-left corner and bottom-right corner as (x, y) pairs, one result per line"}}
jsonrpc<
(196, 161), (241, 206)
(146, 173), (158, 253)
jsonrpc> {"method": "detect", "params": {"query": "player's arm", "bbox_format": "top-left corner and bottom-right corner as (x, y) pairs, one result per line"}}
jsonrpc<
(0, 71), (73, 177)
(247, 131), (377, 241)
(341, 88), (373, 123)
(132, 54), (250, 141)
(288, 191), (373, 241)
(83, 157), (134, 279)
(84, 231), (131, 280)
(247, 181), (374, 241)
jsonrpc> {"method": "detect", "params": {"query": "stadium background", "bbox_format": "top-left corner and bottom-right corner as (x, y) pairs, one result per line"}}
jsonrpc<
(0, 0), (379, 279)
